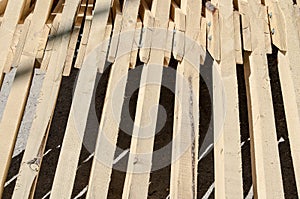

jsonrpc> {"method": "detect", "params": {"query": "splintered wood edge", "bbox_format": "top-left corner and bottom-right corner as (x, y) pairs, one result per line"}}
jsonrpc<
(50, 1), (112, 199)
(122, 0), (171, 198)
(86, 0), (140, 197)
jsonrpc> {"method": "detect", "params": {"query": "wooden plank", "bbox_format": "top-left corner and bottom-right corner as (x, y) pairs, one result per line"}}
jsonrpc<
(130, 17), (142, 68)
(0, 0), (54, 197)
(0, 0), (32, 85)
(36, 24), (51, 64)
(233, 11), (243, 64)
(262, 6), (272, 54)
(139, 0), (154, 63)
(243, 0), (285, 198)
(199, 17), (207, 52)
(74, 19), (92, 69)
(50, 15), (112, 199)
(197, 18), (205, 65)
(40, 15), (61, 72)
(239, 0), (252, 51)
(171, 0), (185, 61)
(4, 24), (24, 72)
(170, 59), (200, 198)
(86, 1), (141, 197)
(206, 7), (220, 60)
(63, 27), (80, 76)
(164, 20), (174, 65)
(169, 0), (202, 196)
(276, 0), (300, 196)
(107, 0), (122, 63)
(97, 15), (113, 72)
(122, 0), (171, 198)
(11, 16), (32, 68)
(10, 0), (81, 197)
(266, 0), (287, 51)
(211, 0), (244, 198)
(107, 13), (122, 62)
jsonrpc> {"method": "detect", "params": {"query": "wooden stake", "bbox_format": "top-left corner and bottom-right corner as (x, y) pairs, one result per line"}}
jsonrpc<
(211, 1), (243, 198)
(0, 0), (33, 85)
(11, 0), (81, 197)
(277, 1), (300, 196)
(74, 19), (92, 69)
(243, 0), (285, 198)
(122, 0), (171, 198)
(86, 0), (141, 198)
(0, 0), (54, 197)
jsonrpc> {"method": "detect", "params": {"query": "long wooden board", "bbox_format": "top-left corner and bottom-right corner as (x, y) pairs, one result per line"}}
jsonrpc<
(11, 0), (81, 197)
(277, 0), (300, 196)
(170, 0), (201, 198)
(212, 0), (243, 198)
(122, 1), (171, 198)
(0, 0), (54, 197)
(86, 0), (141, 198)
(0, 0), (31, 85)
(243, 0), (284, 198)
(50, 0), (112, 197)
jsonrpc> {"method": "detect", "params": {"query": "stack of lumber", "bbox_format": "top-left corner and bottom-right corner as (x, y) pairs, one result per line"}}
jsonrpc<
(0, 0), (299, 198)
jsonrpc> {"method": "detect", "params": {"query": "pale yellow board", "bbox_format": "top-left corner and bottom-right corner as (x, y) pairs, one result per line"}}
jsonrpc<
(277, 1), (300, 196)
(243, 0), (285, 198)
(169, 0), (201, 198)
(0, 0), (30, 84)
(171, 0), (185, 61)
(164, 20), (175, 65)
(0, 0), (54, 198)
(206, 8), (220, 61)
(74, 19), (92, 69)
(139, 0), (154, 63)
(63, 27), (80, 76)
(36, 24), (51, 64)
(11, 0), (81, 197)
(130, 18), (142, 68)
(233, 11), (243, 64)
(86, 0), (141, 198)
(199, 17), (207, 53)
(265, 0), (287, 51)
(239, 0), (252, 51)
(107, 13), (122, 63)
(50, 20), (112, 199)
(262, 6), (272, 54)
(4, 24), (24, 72)
(108, 0), (122, 63)
(11, 15), (32, 68)
(122, 0), (171, 198)
(40, 15), (61, 72)
(211, 0), (244, 198)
